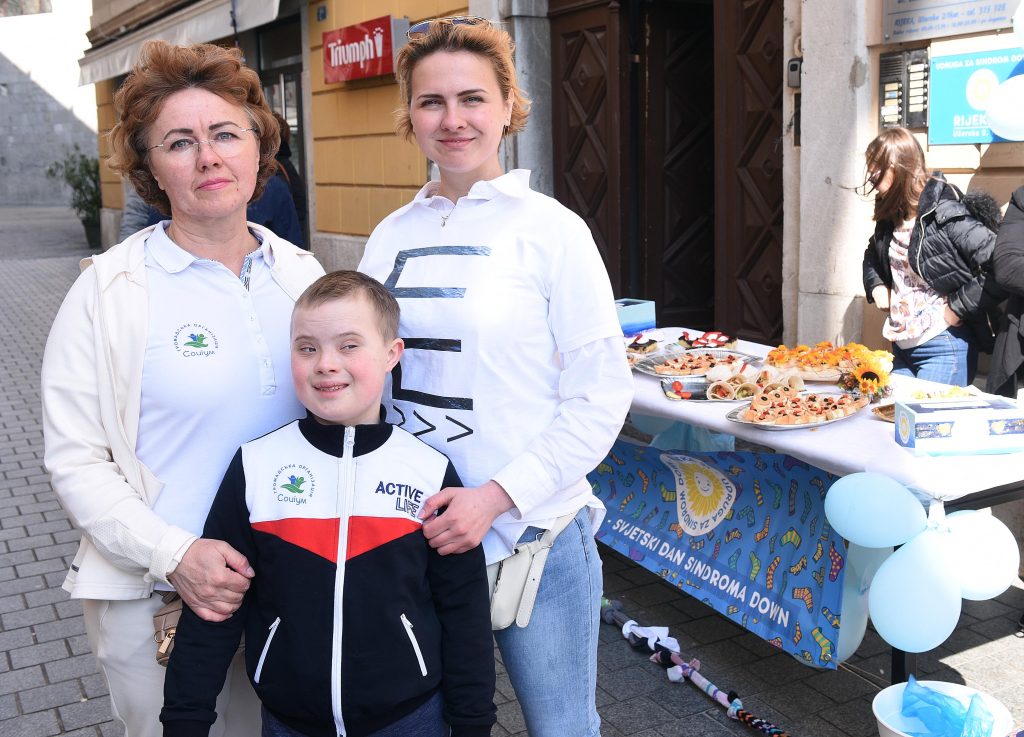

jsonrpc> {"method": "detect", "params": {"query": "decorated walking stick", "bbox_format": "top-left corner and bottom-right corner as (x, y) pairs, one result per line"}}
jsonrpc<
(601, 599), (790, 737)
(650, 650), (790, 737)
(600, 599), (680, 652)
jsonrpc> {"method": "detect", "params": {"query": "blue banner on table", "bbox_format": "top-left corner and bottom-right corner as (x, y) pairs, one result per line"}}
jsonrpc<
(589, 440), (846, 669)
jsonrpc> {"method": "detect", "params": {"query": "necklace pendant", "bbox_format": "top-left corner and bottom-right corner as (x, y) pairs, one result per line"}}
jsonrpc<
(441, 218), (448, 228)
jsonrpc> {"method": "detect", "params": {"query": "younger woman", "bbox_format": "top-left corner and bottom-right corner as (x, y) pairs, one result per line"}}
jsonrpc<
(862, 126), (1000, 385)
(358, 16), (633, 737)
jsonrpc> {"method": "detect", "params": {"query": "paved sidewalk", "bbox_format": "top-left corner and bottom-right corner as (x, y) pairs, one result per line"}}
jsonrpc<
(2, 206), (1023, 737)
(0, 208), (116, 736)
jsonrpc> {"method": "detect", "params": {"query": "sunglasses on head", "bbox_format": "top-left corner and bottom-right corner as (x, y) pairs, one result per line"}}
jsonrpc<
(406, 16), (489, 39)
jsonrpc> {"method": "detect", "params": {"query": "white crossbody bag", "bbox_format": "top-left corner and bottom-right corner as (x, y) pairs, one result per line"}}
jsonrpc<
(486, 511), (579, 630)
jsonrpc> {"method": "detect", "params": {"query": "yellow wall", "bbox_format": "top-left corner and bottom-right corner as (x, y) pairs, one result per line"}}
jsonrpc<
(308, 2), (467, 236)
(96, 79), (123, 210)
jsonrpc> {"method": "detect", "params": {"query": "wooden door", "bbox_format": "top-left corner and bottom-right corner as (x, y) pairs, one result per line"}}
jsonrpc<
(640, 1), (715, 329)
(713, 0), (785, 344)
(550, 0), (629, 295)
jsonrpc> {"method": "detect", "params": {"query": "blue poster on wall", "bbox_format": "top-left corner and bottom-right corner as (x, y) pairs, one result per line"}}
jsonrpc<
(589, 440), (847, 669)
(929, 47), (1024, 144)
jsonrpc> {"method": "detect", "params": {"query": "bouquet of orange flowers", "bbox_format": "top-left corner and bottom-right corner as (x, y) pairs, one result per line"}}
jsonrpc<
(834, 344), (894, 401)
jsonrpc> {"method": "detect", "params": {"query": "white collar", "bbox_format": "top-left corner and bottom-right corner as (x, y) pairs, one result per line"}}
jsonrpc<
(413, 169), (532, 205)
(146, 220), (267, 274)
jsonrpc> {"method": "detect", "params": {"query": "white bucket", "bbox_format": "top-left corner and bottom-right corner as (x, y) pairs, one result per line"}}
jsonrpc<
(872, 680), (1014, 737)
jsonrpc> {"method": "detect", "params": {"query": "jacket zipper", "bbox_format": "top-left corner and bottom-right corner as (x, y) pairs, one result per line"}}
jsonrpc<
(911, 199), (939, 279)
(331, 427), (356, 736)
(254, 617), (281, 684)
(400, 613), (428, 677)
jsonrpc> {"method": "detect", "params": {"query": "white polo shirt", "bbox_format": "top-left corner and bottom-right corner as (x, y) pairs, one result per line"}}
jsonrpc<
(136, 223), (303, 538)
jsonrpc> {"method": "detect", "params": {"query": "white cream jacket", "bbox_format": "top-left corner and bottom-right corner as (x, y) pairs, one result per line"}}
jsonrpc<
(41, 224), (325, 600)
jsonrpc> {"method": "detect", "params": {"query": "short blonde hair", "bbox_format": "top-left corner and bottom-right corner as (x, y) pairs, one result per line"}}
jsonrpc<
(294, 271), (400, 342)
(108, 41), (280, 216)
(394, 17), (531, 140)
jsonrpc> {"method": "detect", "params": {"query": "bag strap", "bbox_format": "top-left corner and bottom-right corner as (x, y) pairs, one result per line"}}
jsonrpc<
(514, 510), (581, 627)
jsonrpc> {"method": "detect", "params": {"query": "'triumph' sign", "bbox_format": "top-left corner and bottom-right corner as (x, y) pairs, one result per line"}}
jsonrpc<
(322, 16), (408, 84)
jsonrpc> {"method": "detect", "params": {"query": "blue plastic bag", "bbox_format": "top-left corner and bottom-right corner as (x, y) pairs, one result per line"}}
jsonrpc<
(902, 674), (993, 737)
(649, 421), (736, 453)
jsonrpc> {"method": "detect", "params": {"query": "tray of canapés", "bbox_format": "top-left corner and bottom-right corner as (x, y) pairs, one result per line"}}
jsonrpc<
(765, 341), (893, 383)
(660, 363), (805, 401)
(869, 385), (980, 423)
(629, 330), (760, 377)
(624, 328), (687, 365)
(724, 390), (871, 430)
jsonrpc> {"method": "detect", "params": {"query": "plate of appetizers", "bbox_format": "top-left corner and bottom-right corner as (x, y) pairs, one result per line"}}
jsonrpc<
(869, 386), (980, 423)
(724, 391), (870, 430)
(765, 341), (893, 383)
(634, 348), (760, 378)
(661, 377), (763, 401)
(660, 363), (805, 401)
(624, 329), (688, 365)
(626, 328), (748, 367)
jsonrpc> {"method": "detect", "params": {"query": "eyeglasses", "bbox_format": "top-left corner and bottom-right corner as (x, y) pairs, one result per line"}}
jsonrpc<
(407, 16), (489, 39)
(147, 124), (257, 159)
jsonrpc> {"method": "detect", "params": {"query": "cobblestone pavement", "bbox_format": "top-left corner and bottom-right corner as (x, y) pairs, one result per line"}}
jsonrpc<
(2, 206), (1023, 737)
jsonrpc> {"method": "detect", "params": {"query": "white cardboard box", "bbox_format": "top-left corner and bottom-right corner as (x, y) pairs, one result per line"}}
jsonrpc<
(894, 395), (1024, 456)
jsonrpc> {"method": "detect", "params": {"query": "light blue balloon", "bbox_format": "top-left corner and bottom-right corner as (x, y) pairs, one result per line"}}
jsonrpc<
(836, 543), (893, 662)
(946, 510), (1021, 601)
(824, 472), (926, 548)
(868, 528), (961, 653)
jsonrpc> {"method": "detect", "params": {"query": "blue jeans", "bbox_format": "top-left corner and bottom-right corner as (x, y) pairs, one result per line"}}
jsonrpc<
(261, 691), (448, 737)
(493, 507), (602, 737)
(891, 324), (976, 386)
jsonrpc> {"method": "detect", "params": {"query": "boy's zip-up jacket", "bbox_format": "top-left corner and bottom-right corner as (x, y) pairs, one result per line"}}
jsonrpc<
(161, 414), (496, 737)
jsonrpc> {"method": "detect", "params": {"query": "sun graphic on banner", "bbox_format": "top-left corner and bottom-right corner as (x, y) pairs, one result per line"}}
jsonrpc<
(660, 454), (737, 535)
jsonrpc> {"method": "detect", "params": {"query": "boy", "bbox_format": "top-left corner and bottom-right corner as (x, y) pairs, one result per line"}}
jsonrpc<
(161, 271), (496, 737)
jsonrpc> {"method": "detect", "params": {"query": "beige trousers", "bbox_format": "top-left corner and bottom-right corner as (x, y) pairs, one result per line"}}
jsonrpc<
(82, 596), (260, 737)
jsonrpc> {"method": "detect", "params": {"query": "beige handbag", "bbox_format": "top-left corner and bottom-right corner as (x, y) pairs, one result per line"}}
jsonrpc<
(153, 592), (182, 667)
(153, 592), (244, 666)
(486, 511), (578, 630)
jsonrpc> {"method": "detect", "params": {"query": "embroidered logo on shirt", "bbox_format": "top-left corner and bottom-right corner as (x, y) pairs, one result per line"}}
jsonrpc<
(273, 464), (316, 505)
(173, 323), (219, 357)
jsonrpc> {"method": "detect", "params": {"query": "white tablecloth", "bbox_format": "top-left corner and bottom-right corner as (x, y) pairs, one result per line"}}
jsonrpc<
(629, 333), (1024, 502)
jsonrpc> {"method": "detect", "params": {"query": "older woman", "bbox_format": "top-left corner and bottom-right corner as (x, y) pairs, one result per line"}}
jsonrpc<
(41, 41), (323, 737)
(358, 17), (633, 737)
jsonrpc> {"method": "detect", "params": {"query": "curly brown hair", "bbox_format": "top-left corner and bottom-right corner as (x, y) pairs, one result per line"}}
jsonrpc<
(394, 17), (531, 141)
(108, 41), (280, 216)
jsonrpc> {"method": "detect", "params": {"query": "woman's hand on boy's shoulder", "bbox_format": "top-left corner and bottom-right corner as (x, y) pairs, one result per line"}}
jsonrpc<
(419, 481), (514, 555)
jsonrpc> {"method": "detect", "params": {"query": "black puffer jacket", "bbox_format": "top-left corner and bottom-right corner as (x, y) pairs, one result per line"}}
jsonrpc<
(987, 186), (1024, 396)
(863, 172), (1002, 350)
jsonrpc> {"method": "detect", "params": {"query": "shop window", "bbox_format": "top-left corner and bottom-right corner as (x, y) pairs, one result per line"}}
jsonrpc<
(879, 48), (929, 129)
